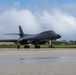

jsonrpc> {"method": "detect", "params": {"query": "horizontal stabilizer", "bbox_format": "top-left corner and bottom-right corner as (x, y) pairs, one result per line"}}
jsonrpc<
(5, 33), (20, 35)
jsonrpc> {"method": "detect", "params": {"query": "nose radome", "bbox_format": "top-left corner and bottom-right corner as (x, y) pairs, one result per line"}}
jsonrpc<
(57, 34), (61, 38)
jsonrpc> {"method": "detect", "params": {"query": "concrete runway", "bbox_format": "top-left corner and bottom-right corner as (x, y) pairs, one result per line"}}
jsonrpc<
(0, 48), (76, 75)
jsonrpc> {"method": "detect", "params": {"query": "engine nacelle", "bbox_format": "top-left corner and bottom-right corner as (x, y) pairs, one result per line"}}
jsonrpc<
(31, 40), (47, 45)
(20, 40), (28, 45)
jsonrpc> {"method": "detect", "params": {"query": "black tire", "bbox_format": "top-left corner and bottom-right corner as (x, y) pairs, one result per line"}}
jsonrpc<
(49, 45), (53, 48)
(24, 45), (27, 48)
(38, 45), (40, 48)
(35, 45), (40, 48)
(24, 45), (30, 48)
(35, 45), (37, 48)
(17, 45), (20, 49)
(27, 46), (30, 48)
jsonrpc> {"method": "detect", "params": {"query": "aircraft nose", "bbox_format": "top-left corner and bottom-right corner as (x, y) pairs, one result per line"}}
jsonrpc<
(57, 34), (61, 38)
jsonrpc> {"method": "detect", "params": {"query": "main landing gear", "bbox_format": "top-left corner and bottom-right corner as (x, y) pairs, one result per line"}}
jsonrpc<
(17, 44), (30, 49)
(17, 40), (54, 49)
(24, 45), (30, 48)
(35, 44), (40, 48)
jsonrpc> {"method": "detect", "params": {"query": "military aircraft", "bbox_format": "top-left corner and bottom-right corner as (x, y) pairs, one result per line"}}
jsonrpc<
(0, 26), (61, 48)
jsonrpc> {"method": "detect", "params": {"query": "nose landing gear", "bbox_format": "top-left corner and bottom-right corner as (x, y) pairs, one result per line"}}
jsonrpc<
(48, 40), (54, 48)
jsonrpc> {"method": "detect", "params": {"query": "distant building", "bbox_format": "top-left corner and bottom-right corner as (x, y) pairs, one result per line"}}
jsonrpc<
(0, 42), (15, 45)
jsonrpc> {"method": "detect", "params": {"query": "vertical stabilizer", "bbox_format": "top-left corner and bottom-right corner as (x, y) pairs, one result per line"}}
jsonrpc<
(19, 26), (24, 38)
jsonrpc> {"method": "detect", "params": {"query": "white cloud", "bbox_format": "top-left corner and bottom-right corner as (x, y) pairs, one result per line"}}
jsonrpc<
(38, 9), (76, 40)
(0, 8), (40, 33)
(0, 7), (76, 40)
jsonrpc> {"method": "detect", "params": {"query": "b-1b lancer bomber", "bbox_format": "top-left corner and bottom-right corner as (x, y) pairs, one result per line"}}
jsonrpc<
(0, 26), (61, 49)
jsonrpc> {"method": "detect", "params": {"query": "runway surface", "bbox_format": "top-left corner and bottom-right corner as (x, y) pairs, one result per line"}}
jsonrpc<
(0, 48), (76, 75)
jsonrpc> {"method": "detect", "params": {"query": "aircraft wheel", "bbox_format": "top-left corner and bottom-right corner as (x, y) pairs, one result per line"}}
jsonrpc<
(38, 45), (40, 48)
(17, 45), (20, 49)
(35, 45), (40, 48)
(24, 45), (27, 48)
(49, 45), (54, 48)
(27, 45), (30, 48)
(24, 45), (30, 48)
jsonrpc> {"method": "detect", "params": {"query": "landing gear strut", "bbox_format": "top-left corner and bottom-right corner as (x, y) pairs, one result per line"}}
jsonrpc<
(48, 40), (54, 48)
(17, 45), (20, 49)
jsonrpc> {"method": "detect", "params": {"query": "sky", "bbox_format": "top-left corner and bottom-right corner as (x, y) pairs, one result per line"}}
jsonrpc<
(0, 0), (76, 40)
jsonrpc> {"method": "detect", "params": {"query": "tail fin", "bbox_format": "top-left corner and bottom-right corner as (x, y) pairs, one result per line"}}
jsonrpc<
(19, 26), (24, 38)
(5, 26), (24, 38)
